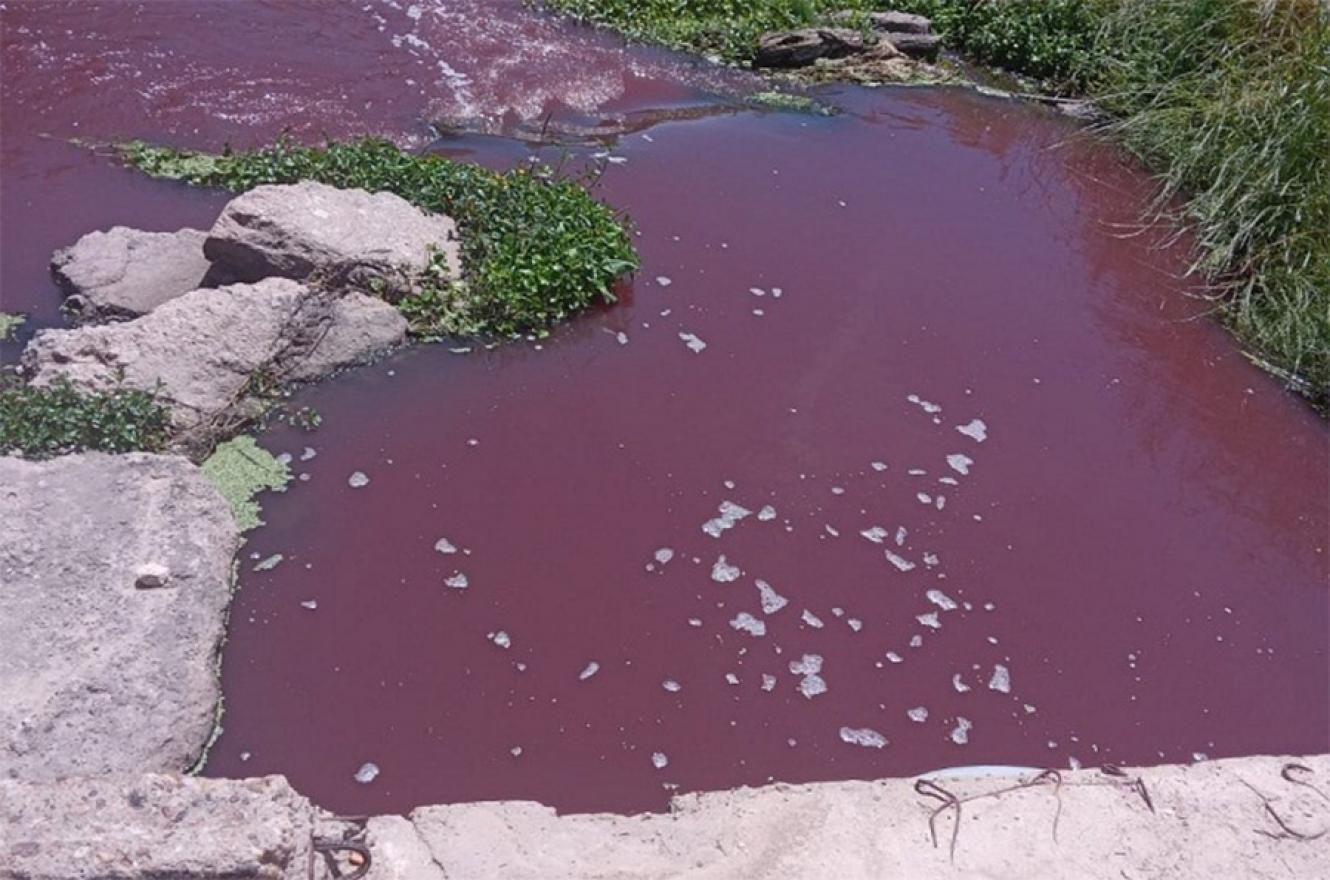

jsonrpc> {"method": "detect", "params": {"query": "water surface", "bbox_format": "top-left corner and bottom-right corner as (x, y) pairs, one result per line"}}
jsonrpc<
(2, 0), (1325, 817)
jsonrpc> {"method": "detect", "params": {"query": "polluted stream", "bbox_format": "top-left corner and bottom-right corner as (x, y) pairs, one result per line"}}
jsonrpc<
(2, 1), (1327, 817)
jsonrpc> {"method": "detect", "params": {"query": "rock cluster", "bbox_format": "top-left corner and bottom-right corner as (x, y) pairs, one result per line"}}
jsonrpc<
(754, 9), (941, 70)
(27, 181), (461, 448)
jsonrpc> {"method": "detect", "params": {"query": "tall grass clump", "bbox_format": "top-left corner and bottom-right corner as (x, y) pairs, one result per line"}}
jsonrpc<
(1089, 0), (1329, 399)
(120, 138), (639, 338)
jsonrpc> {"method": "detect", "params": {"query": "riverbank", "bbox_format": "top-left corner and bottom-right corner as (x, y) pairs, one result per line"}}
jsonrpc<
(5, 755), (1328, 878)
(539, 0), (1330, 407)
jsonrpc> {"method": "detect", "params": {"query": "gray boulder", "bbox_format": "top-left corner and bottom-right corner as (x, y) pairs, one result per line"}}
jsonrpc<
(205, 181), (462, 293)
(882, 31), (942, 61)
(22, 277), (406, 440)
(0, 453), (239, 782)
(826, 10), (933, 34)
(51, 226), (212, 322)
(754, 28), (868, 68)
(0, 773), (313, 879)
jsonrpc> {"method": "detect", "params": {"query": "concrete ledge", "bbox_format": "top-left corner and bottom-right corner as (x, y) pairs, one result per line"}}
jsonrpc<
(3, 756), (1326, 879)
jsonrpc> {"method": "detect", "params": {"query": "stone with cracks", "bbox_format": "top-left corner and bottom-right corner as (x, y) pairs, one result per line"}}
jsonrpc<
(881, 31), (942, 61)
(826, 10), (933, 34)
(754, 28), (868, 68)
(0, 453), (239, 782)
(0, 774), (313, 880)
(51, 226), (212, 322)
(22, 277), (406, 441)
(204, 181), (462, 292)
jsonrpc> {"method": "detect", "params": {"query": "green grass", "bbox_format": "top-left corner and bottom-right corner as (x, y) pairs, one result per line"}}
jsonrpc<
(1088, 0), (1329, 401)
(540, 0), (1329, 403)
(0, 375), (171, 459)
(119, 138), (639, 339)
(539, 0), (1105, 85)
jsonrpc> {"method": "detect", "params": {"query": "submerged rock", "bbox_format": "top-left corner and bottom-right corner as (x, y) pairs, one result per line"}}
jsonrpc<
(0, 453), (239, 781)
(23, 277), (405, 447)
(51, 226), (212, 322)
(204, 181), (461, 294)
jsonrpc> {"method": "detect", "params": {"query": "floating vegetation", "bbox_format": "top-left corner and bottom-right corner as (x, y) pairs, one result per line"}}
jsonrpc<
(200, 435), (291, 531)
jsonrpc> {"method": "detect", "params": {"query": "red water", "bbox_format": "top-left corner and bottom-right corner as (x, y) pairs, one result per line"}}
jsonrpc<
(3, 2), (1326, 817)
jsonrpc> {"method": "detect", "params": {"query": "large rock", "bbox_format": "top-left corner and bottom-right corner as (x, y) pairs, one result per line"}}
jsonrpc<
(0, 453), (240, 782)
(51, 226), (212, 322)
(0, 774), (313, 880)
(826, 10), (933, 34)
(881, 30), (942, 61)
(754, 28), (868, 68)
(205, 181), (462, 290)
(22, 277), (406, 439)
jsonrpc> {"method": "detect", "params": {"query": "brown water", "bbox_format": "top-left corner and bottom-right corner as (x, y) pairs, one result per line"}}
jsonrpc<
(3, 1), (1326, 817)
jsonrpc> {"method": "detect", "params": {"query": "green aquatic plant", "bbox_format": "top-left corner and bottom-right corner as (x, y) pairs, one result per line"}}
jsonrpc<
(120, 137), (639, 338)
(748, 90), (837, 115)
(199, 434), (291, 531)
(0, 312), (25, 341)
(0, 375), (171, 459)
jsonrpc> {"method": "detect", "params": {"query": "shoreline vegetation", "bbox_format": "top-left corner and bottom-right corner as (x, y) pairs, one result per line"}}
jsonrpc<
(1, 139), (640, 459)
(119, 139), (639, 340)
(540, 0), (1330, 407)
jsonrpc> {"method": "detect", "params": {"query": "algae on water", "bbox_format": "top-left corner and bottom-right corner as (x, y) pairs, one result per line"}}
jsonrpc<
(0, 313), (25, 341)
(201, 435), (291, 531)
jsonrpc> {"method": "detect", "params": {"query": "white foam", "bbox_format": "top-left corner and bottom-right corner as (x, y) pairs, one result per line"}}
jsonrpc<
(444, 572), (469, 590)
(839, 726), (888, 749)
(926, 589), (958, 611)
(434, 537), (458, 554)
(908, 706), (929, 723)
(950, 717), (973, 745)
(860, 526), (888, 544)
(946, 453), (974, 475)
(988, 664), (1011, 694)
(651, 752), (669, 769)
(578, 661), (600, 681)
(885, 550), (916, 572)
(956, 419), (988, 443)
(711, 555), (741, 583)
(730, 612), (767, 637)
(679, 331), (707, 353)
(348, 471), (370, 488)
(354, 762), (380, 784)
(756, 579), (789, 614)
(801, 609), (824, 628)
